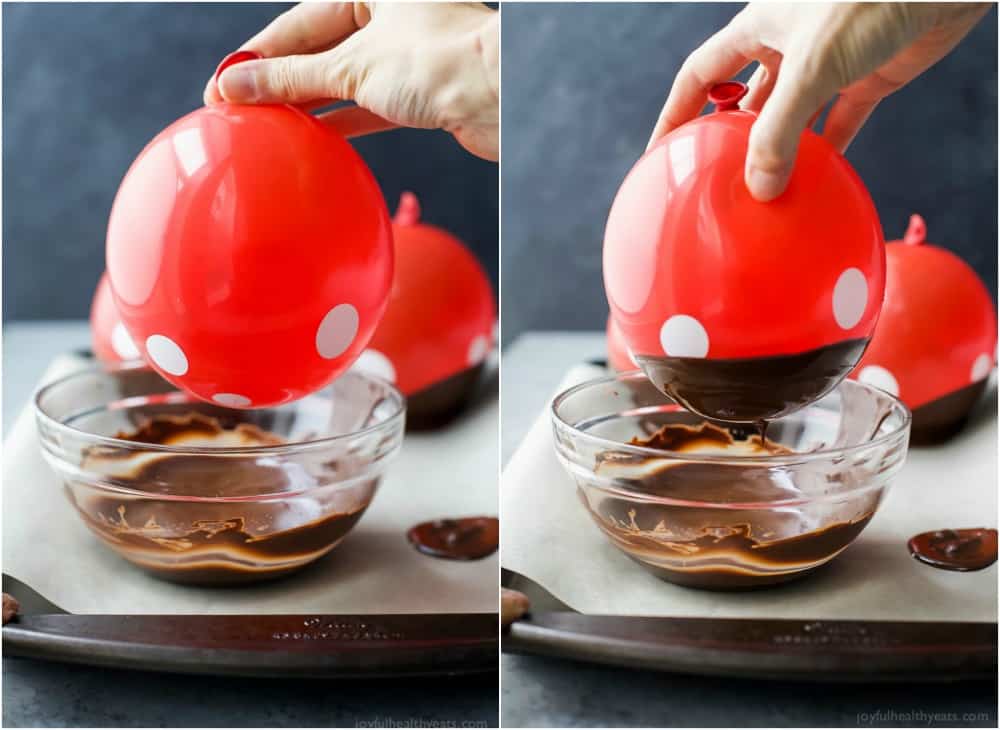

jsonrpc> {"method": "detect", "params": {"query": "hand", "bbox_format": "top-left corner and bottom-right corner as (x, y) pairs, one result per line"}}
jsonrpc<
(649, 2), (990, 201)
(204, 2), (499, 161)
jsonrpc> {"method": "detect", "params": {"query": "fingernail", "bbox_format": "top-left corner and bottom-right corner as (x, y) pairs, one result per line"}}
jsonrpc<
(746, 167), (787, 202)
(203, 77), (221, 105)
(218, 67), (259, 102)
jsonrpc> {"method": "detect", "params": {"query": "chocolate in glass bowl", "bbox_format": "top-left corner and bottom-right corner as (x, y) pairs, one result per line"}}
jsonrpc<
(34, 363), (404, 585)
(550, 372), (910, 590)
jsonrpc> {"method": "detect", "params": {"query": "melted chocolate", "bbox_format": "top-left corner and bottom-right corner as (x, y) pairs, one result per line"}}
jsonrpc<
(406, 363), (485, 431)
(590, 423), (877, 589)
(908, 528), (998, 572)
(407, 517), (499, 560)
(116, 413), (284, 447)
(910, 379), (989, 445)
(636, 338), (869, 422)
(75, 414), (375, 585)
(629, 421), (735, 451)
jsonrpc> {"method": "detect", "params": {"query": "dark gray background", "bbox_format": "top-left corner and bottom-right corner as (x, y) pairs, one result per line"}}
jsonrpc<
(502, 2), (998, 342)
(2, 2), (498, 322)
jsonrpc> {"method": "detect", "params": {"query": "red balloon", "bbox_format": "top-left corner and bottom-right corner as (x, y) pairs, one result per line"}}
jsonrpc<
(90, 272), (143, 364)
(604, 81), (885, 364)
(351, 192), (495, 395)
(851, 214), (997, 408)
(606, 315), (637, 372)
(106, 52), (393, 408)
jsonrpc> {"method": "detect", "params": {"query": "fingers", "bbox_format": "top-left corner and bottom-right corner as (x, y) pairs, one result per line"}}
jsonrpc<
(744, 54), (838, 201)
(742, 55), (780, 113)
(206, 64), (391, 140)
(316, 105), (399, 138)
(204, 76), (336, 110)
(217, 52), (340, 105)
(205, 3), (366, 106)
(823, 93), (879, 153)
(647, 17), (759, 148)
(204, 76), (224, 105)
(241, 2), (364, 58)
(746, 57), (825, 128)
(806, 104), (825, 131)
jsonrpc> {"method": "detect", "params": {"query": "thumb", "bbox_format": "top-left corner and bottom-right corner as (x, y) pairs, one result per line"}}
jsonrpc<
(217, 54), (337, 105)
(744, 61), (831, 202)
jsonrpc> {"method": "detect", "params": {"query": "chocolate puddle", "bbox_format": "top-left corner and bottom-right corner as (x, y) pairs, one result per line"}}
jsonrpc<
(908, 528), (998, 572)
(636, 338), (868, 422)
(407, 517), (499, 560)
(75, 413), (376, 584)
(590, 422), (878, 589)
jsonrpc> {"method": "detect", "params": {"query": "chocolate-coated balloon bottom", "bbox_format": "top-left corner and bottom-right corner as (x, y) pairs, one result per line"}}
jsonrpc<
(588, 423), (878, 590)
(636, 338), (869, 422)
(406, 363), (486, 431)
(908, 528), (998, 572)
(910, 379), (989, 445)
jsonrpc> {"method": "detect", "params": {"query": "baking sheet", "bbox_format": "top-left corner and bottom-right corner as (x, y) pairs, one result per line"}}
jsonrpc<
(501, 363), (998, 621)
(3, 354), (498, 615)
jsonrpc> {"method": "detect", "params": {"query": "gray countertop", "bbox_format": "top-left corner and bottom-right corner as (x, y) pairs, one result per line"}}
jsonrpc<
(500, 332), (997, 729)
(1, 320), (498, 729)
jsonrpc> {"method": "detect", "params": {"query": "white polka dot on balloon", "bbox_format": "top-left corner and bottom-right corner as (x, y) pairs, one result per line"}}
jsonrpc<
(659, 315), (709, 358)
(351, 349), (397, 383)
(970, 353), (993, 383)
(212, 393), (252, 408)
(832, 268), (868, 330)
(111, 322), (141, 360)
(315, 304), (359, 360)
(146, 334), (189, 376)
(468, 334), (490, 366)
(858, 365), (899, 397)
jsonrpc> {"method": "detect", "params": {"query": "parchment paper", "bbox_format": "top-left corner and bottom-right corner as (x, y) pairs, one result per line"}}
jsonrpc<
(501, 363), (998, 621)
(3, 354), (498, 615)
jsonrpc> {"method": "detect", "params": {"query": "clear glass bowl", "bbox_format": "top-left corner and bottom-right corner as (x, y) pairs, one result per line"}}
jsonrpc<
(551, 372), (910, 590)
(35, 363), (405, 585)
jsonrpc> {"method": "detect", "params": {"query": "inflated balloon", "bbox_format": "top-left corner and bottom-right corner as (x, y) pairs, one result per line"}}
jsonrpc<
(852, 214), (996, 443)
(90, 272), (143, 364)
(606, 315), (637, 372)
(603, 81), (885, 422)
(106, 51), (393, 408)
(351, 192), (495, 428)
